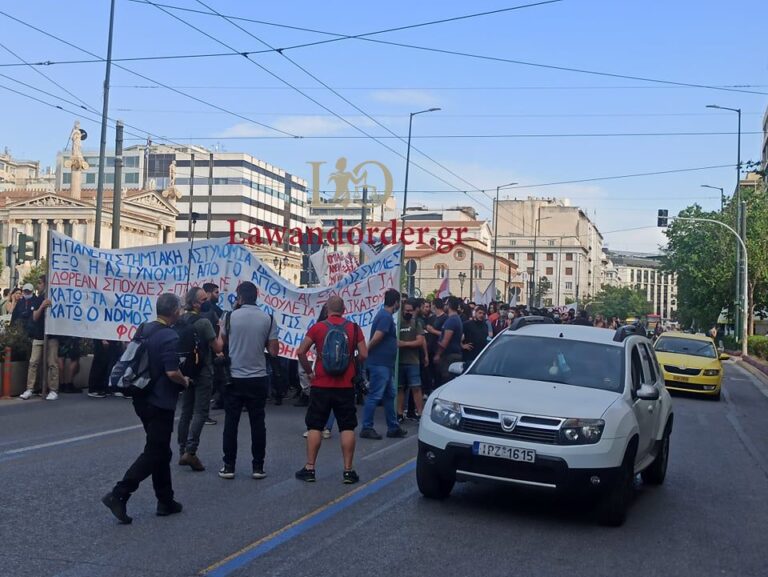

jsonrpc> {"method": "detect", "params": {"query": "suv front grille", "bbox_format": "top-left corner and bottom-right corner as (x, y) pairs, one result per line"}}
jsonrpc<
(459, 417), (559, 444)
(664, 365), (701, 376)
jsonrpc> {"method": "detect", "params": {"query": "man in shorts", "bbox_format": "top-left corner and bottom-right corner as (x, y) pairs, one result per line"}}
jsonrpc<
(397, 299), (426, 421)
(295, 296), (367, 484)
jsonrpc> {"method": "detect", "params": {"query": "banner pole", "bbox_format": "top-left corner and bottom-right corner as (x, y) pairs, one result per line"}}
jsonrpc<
(41, 229), (53, 398)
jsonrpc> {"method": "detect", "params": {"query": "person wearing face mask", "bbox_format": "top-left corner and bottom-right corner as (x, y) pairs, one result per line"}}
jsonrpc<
(360, 288), (407, 440)
(13, 278), (59, 400)
(396, 299), (426, 422)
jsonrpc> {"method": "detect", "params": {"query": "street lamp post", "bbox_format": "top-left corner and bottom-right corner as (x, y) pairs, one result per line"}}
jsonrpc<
(701, 184), (726, 211)
(707, 104), (743, 341)
(458, 272), (467, 297)
(492, 182), (517, 296)
(273, 255), (288, 276)
(675, 216), (748, 357)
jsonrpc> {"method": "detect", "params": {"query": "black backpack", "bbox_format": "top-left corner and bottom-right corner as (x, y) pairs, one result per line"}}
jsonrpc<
(175, 313), (205, 378)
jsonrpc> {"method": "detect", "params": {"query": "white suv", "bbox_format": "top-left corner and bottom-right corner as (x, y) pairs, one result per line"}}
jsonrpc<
(418, 317), (673, 526)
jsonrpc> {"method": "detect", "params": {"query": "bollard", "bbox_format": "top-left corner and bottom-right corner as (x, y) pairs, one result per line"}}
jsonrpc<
(2, 347), (11, 398)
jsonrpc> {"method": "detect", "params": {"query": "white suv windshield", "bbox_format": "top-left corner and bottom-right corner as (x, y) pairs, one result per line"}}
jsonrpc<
(467, 335), (625, 393)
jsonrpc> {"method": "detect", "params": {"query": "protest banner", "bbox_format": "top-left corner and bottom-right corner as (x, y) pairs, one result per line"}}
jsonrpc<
(46, 232), (401, 358)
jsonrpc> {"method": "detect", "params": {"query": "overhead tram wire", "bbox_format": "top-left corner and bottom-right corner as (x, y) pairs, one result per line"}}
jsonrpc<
(188, 0), (518, 226)
(142, 0), (526, 234)
(130, 0), (768, 98)
(0, 9), (299, 138)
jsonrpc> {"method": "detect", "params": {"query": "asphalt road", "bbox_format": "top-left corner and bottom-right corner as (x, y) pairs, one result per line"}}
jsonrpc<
(2, 361), (767, 577)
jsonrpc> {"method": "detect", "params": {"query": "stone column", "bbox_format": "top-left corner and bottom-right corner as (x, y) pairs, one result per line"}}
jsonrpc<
(53, 219), (64, 233)
(39, 219), (49, 259)
(85, 219), (95, 246)
(22, 219), (33, 236)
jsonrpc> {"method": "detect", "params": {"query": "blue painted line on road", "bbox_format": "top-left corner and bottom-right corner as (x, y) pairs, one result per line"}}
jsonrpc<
(201, 459), (416, 577)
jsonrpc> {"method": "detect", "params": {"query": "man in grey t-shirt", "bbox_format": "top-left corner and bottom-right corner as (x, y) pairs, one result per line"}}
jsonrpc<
(218, 281), (279, 480)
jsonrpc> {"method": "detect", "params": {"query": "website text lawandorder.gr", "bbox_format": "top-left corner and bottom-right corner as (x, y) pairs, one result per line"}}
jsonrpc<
(227, 219), (468, 254)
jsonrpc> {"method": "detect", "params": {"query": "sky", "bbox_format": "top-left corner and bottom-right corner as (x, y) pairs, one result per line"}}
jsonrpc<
(1, 0), (766, 253)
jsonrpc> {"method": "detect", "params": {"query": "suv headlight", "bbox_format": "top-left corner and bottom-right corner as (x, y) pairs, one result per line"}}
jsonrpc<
(431, 399), (462, 429)
(559, 418), (605, 445)
(703, 369), (720, 376)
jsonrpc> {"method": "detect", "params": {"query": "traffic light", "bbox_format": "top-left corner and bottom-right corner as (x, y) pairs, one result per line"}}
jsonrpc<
(4, 245), (12, 268)
(17, 233), (36, 263)
(657, 209), (669, 228)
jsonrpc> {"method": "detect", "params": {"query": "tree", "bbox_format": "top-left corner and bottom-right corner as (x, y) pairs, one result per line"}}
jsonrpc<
(534, 276), (551, 307)
(22, 258), (47, 288)
(590, 285), (652, 320)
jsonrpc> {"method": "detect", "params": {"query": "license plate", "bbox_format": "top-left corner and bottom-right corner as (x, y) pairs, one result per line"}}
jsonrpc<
(675, 376), (690, 383)
(473, 442), (536, 463)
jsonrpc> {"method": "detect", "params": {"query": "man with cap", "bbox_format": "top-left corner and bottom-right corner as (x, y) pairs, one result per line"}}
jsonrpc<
(12, 276), (59, 400)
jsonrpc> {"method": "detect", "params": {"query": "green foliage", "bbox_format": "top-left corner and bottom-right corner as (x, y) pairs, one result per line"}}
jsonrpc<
(564, 296), (575, 305)
(589, 285), (652, 320)
(747, 335), (768, 359)
(22, 258), (47, 288)
(534, 276), (552, 306)
(0, 321), (32, 361)
(662, 181), (768, 332)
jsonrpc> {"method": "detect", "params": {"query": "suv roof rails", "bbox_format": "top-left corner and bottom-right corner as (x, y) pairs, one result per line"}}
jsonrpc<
(613, 323), (645, 342)
(509, 315), (555, 331)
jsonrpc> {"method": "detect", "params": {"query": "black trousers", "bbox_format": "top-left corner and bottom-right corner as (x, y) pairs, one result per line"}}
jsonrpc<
(114, 400), (175, 504)
(223, 377), (269, 468)
(89, 340), (122, 394)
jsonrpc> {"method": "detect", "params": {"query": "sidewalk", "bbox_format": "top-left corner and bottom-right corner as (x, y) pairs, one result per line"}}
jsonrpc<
(734, 356), (768, 400)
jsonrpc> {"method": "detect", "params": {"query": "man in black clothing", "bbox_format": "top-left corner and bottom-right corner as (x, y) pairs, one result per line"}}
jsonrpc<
(201, 283), (226, 413)
(102, 293), (190, 524)
(425, 298), (446, 389)
(462, 305), (490, 365)
(87, 340), (124, 398)
(572, 310), (593, 326)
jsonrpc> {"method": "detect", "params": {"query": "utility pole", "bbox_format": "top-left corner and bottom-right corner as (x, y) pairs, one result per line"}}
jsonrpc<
(188, 153), (195, 242)
(469, 248), (474, 299)
(111, 121), (123, 249)
(360, 186), (368, 264)
(206, 152), (213, 239)
(94, 0), (117, 248)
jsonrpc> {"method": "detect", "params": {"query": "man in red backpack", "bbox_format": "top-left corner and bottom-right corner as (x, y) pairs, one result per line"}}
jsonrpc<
(295, 296), (367, 484)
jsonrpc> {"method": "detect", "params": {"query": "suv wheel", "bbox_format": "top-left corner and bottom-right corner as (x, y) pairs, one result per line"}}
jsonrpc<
(642, 424), (670, 485)
(597, 446), (636, 527)
(416, 452), (455, 499)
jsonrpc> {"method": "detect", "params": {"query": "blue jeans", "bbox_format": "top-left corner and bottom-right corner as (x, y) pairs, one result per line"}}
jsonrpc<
(362, 365), (399, 432)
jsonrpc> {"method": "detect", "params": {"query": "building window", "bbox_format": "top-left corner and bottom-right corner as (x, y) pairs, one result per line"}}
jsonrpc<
(544, 298), (553, 306)
(546, 267), (554, 275)
(565, 253), (574, 261)
(63, 172), (71, 185)
(548, 240), (555, 246)
(473, 264), (483, 279)
(85, 173), (96, 184)
(527, 267), (534, 275)
(125, 172), (139, 184)
(565, 282), (573, 290)
(527, 253), (534, 261)
(509, 239), (516, 246)
(565, 267), (573, 275)
(508, 252), (516, 261)
(435, 264), (448, 279)
(546, 253), (554, 261)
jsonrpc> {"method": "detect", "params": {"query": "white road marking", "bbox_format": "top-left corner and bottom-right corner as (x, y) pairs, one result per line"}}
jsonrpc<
(362, 434), (417, 461)
(1, 424), (143, 456)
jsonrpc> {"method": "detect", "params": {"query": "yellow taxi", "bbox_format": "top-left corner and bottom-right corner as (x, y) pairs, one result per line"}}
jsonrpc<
(653, 331), (728, 400)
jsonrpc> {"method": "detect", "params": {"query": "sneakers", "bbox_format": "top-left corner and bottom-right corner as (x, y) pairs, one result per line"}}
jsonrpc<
(295, 466), (316, 482)
(343, 470), (360, 484)
(322, 429), (332, 439)
(88, 392), (107, 399)
(113, 391), (125, 398)
(45, 391), (59, 401)
(101, 491), (132, 524)
(397, 414), (405, 424)
(204, 418), (217, 426)
(156, 500), (183, 517)
(19, 390), (34, 400)
(386, 427), (408, 438)
(218, 464), (235, 479)
(360, 428), (383, 440)
(179, 452), (205, 472)
(252, 467), (267, 480)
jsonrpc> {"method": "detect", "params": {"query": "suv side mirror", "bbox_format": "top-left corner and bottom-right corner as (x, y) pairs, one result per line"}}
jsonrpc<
(719, 353), (730, 361)
(448, 362), (465, 375)
(637, 383), (660, 401)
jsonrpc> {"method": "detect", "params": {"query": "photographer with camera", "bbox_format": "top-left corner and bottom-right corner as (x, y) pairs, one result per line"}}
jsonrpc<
(295, 296), (367, 484)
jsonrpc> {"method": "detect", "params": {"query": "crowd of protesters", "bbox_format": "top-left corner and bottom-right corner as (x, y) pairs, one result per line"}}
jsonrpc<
(3, 278), (639, 523)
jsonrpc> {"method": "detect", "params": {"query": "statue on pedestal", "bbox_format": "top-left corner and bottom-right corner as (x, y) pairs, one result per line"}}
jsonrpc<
(65, 121), (89, 171)
(162, 160), (182, 202)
